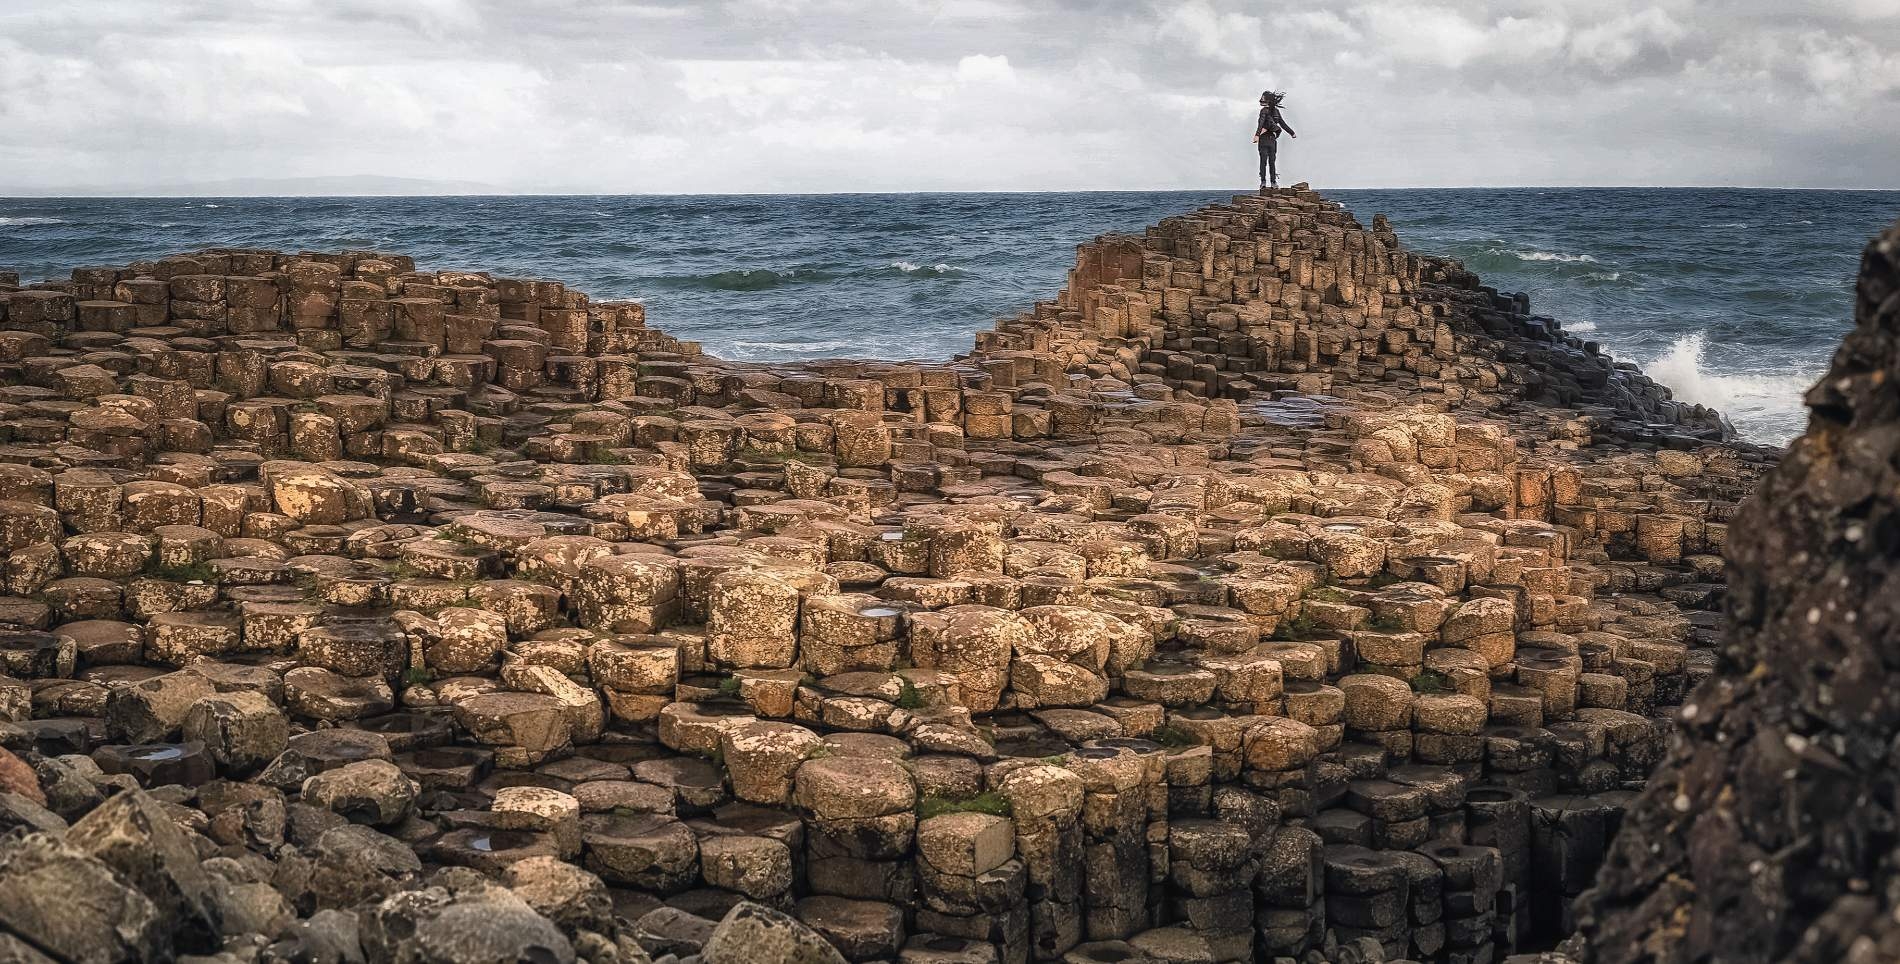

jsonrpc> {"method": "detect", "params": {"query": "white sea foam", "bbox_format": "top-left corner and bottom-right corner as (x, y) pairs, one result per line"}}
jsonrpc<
(1564, 320), (1599, 333)
(202, 203), (222, 208)
(0, 216), (63, 226)
(1642, 332), (1817, 444)
(889, 260), (964, 274)
(1581, 271), (1621, 282)
(1493, 248), (1599, 264)
(733, 339), (852, 353)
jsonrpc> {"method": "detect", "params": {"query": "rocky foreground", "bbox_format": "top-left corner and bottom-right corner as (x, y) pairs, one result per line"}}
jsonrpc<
(1573, 222), (1900, 962)
(0, 186), (1783, 964)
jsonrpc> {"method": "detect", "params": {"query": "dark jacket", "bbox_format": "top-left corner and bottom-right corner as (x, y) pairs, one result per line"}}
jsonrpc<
(1257, 104), (1295, 139)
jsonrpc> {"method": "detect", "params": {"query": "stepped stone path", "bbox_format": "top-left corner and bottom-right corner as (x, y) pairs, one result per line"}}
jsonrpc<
(0, 186), (1779, 964)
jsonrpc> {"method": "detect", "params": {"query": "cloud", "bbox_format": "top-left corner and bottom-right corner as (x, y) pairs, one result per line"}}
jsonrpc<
(1359, 5), (1498, 70)
(956, 54), (1016, 84)
(1569, 8), (1687, 72)
(0, 0), (1895, 192)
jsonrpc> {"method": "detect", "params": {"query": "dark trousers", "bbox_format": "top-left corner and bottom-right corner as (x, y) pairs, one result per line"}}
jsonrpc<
(1258, 137), (1279, 184)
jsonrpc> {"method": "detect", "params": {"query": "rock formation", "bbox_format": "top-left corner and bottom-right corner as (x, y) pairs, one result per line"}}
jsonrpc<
(0, 186), (1782, 963)
(1573, 222), (1900, 963)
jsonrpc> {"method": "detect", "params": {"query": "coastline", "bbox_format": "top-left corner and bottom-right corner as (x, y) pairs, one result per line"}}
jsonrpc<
(0, 186), (1782, 961)
(10, 186), (1880, 446)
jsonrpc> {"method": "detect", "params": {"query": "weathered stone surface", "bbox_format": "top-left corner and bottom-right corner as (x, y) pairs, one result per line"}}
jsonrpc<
(795, 756), (916, 819)
(723, 720), (825, 806)
(0, 747), (43, 806)
(0, 188), (1799, 963)
(503, 855), (614, 933)
(358, 879), (577, 964)
(701, 833), (796, 899)
(182, 689), (290, 773)
(301, 759), (418, 826)
(65, 787), (223, 951)
(0, 830), (165, 962)
(702, 900), (849, 964)
(106, 668), (217, 742)
(1575, 222), (1900, 961)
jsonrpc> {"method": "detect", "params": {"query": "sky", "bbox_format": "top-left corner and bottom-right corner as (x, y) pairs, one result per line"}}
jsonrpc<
(1, 0), (1897, 194)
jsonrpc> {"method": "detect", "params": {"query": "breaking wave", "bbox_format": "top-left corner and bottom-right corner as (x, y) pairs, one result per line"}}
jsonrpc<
(0, 217), (63, 227)
(1493, 248), (1599, 264)
(731, 339), (853, 353)
(1642, 332), (1818, 444)
(886, 260), (965, 275)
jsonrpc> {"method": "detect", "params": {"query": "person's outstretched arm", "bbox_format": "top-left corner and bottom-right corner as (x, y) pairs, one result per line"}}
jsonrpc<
(1280, 112), (1297, 138)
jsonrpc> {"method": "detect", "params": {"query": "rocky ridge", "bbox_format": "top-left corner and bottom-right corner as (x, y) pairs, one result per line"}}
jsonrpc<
(0, 186), (1778, 963)
(1572, 222), (1900, 962)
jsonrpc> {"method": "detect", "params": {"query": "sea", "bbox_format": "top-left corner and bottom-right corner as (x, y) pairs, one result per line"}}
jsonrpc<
(3, 188), (1896, 445)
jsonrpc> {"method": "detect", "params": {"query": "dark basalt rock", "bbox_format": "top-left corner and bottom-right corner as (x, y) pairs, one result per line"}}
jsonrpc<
(0, 829), (167, 962)
(702, 900), (849, 964)
(65, 787), (225, 952)
(1574, 221), (1900, 962)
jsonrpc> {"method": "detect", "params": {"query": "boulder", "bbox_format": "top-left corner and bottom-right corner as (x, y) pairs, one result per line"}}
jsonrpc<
(258, 728), (394, 790)
(701, 900), (849, 964)
(301, 759), (418, 826)
(263, 461), (373, 525)
(359, 880), (575, 964)
(105, 668), (216, 742)
(65, 787), (223, 951)
(182, 689), (290, 774)
(290, 824), (424, 911)
(907, 605), (1035, 713)
(0, 747), (44, 806)
(503, 855), (614, 933)
(700, 834), (796, 900)
(0, 830), (165, 962)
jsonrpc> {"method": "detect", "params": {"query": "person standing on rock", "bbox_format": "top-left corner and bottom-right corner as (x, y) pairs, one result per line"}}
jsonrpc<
(1254, 90), (1297, 189)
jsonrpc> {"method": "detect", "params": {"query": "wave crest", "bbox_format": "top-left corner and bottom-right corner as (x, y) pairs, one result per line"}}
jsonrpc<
(0, 216), (64, 227)
(1491, 248), (1599, 264)
(1643, 332), (1817, 444)
(887, 260), (965, 275)
(731, 339), (852, 354)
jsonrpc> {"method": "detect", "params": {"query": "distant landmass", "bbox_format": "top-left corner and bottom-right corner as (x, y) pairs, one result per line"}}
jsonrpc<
(2, 174), (509, 197)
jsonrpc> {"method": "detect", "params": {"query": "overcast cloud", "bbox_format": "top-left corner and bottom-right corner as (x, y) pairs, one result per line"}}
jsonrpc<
(2, 0), (1896, 193)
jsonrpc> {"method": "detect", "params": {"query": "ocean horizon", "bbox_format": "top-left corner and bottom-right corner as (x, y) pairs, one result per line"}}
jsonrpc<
(10, 182), (1898, 198)
(7, 186), (1897, 445)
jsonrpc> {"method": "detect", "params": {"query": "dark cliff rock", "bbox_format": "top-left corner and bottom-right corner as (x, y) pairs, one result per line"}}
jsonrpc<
(1574, 220), (1900, 963)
